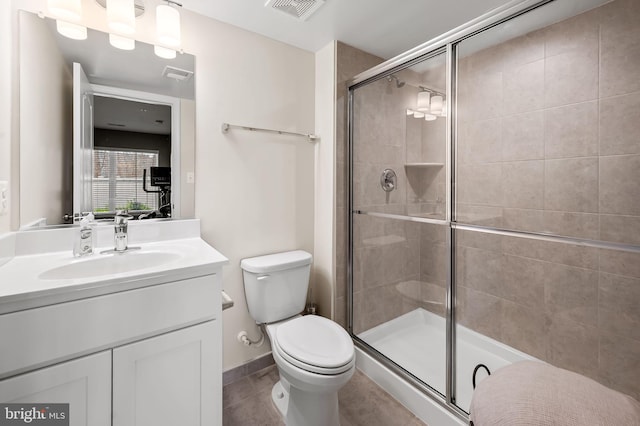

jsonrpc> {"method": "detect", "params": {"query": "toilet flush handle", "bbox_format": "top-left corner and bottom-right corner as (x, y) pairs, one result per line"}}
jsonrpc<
(257, 275), (269, 281)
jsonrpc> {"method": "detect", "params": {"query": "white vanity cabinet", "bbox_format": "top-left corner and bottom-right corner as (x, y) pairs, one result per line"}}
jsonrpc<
(0, 274), (223, 426)
(113, 320), (220, 426)
(0, 351), (112, 426)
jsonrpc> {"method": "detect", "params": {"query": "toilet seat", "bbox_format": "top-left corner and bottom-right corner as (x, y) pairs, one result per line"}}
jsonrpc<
(272, 315), (354, 375)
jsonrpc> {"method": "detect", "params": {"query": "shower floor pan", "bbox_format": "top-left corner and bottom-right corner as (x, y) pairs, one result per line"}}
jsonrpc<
(358, 308), (535, 411)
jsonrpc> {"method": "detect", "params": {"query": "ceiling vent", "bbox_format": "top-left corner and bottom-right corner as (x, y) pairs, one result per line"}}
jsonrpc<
(162, 66), (194, 81)
(265, 0), (325, 21)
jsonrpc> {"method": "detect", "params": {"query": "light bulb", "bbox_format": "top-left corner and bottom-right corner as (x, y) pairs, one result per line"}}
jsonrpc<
(109, 34), (135, 50)
(154, 45), (177, 59)
(430, 95), (443, 115)
(414, 111), (425, 119)
(406, 109), (414, 116)
(107, 0), (136, 35)
(156, 4), (181, 48)
(417, 91), (431, 112)
(424, 114), (437, 121)
(56, 20), (87, 40)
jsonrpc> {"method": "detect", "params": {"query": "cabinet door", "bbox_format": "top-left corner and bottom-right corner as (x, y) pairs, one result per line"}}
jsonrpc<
(113, 320), (221, 426)
(0, 351), (111, 426)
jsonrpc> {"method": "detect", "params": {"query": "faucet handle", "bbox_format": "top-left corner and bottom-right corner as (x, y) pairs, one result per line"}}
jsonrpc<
(114, 210), (132, 224)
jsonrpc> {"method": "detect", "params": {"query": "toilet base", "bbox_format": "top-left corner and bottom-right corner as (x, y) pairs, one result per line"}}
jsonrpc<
(271, 380), (341, 426)
(271, 381), (288, 418)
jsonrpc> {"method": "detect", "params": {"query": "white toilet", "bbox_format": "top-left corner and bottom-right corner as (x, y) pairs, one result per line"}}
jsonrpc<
(241, 250), (355, 426)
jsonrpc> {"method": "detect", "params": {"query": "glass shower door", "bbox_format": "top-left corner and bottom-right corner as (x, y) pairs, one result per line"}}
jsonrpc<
(350, 51), (449, 398)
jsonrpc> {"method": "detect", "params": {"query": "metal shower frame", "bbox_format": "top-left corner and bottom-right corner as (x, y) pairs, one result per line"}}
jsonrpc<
(342, 0), (640, 421)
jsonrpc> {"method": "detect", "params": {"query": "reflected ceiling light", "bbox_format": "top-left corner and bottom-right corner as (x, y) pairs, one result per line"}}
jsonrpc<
(109, 33), (135, 50)
(413, 111), (425, 119)
(154, 45), (177, 59)
(406, 109), (413, 116)
(417, 91), (431, 112)
(156, 3), (181, 48)
(48, 0), (82, 21)
(424, 114), (437, 121)
(430, 95), (444, 115)
(440, 100), (447, 117)
(56, 20), (87, 40)
(107, 0), (136, 35)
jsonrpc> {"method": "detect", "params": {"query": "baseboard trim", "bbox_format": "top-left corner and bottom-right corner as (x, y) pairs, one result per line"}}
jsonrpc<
(223, 353), (276, 385)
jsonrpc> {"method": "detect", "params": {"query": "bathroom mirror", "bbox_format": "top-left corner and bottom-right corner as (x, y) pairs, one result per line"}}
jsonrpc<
(18, 10), (196, 228)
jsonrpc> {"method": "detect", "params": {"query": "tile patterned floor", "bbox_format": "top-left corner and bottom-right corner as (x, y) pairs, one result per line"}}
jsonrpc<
(223, 365), (427, 426)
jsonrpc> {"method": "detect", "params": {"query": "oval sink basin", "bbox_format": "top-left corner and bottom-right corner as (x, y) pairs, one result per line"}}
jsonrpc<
(39, 251), (183, 280)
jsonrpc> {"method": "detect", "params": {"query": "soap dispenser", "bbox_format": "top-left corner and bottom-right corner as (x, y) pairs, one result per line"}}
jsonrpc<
(73, 213), (97, 257)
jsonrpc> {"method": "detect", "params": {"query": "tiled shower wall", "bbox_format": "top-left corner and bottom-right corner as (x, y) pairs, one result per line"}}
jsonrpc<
(456, 0), (640, 400)
(456, 0), (640, 243)
(339, 0), (639, 401)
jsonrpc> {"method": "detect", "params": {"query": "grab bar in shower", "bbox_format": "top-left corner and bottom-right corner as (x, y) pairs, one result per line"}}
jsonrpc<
(221, 122), (319, 142)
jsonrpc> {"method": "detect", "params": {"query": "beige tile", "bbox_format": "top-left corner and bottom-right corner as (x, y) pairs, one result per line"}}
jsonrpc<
(501, 111), (544, 161)
(599, 0), (640, 98)
(223, 397), (282, 426)
(545, 101), (598, 159)
(542, 211), (600, 240)
(503, 208), (543, 233)
(501, 254), (545, 308)
(544, 7), (600, 58)
(600, 91), (640, 156)
(338, 371), (421, 426)
(457, 71), (503, 124)
(502, 160), (544, 209)
(223, 377), (254, 409)
(497, 30), (545, 71)
(502, 235), (599, 270)
(455, 204), (504, 228)
(547, 316), (599, 380)
(457, 119), (501, 164)
(457, 286), (503, 342)
(600, 214), (640, 245)
(544, 263), (598, 326)
(503, 60), (544, 115)
(457, 163), (503, 206)
(501, 235), (547, 260)
(457, 229), (503, 252)
(335, 296), (347, 329)
(599, 249), (640, 279)
(420, 242), (447, 285)
(599, 154), (640, 215)
(544, 50), (598, 108)
(501, 301), (547, 360)
(459, 246), (503, 295)
(599, 272), (640, 341)
(248, 365), (279, 394)
(544, 157), (599, 213)
(598, 332), (640, 401)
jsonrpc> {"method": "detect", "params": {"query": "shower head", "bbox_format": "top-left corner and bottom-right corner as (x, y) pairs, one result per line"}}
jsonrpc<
(387, 74), (405, 88)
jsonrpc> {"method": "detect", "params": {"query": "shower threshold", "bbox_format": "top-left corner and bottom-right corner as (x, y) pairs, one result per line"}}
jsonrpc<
(358, 308), (535, 412)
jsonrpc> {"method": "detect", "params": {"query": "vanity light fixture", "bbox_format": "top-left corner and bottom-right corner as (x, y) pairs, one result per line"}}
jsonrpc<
(109, 33), (135, 50)
(107, 0), (136, 35)
(48, 0), (87, 40)
(156, 2), (181, 47)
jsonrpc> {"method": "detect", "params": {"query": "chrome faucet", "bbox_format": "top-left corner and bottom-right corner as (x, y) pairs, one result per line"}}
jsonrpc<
(114, 210), (132, 252)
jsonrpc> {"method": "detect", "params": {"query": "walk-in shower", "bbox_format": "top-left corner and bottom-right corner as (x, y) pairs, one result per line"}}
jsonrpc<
(346, 0), (640, 421)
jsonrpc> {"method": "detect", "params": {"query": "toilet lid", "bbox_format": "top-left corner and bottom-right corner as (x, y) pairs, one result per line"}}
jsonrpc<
(275, 315), (354, 369)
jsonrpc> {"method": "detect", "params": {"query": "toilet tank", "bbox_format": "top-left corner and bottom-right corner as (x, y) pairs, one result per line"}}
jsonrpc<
(240, 250), (312, 324)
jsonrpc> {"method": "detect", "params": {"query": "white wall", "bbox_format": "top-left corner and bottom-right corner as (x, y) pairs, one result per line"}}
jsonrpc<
(313, 42), (337, 319)
(12, 0), (316, 370)
(18, 11), (72, 226)
(0, 1), (11, 234)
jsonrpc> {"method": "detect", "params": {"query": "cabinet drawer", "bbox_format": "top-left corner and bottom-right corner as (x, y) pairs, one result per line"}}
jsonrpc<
(0, 275), (220, 378)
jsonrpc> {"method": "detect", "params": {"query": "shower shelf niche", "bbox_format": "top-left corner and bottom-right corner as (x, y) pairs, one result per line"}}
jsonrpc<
(404, 163), (444, 168)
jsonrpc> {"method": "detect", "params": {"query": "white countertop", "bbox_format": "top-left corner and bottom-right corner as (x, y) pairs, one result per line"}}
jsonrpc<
(0, 228), (229, 314)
